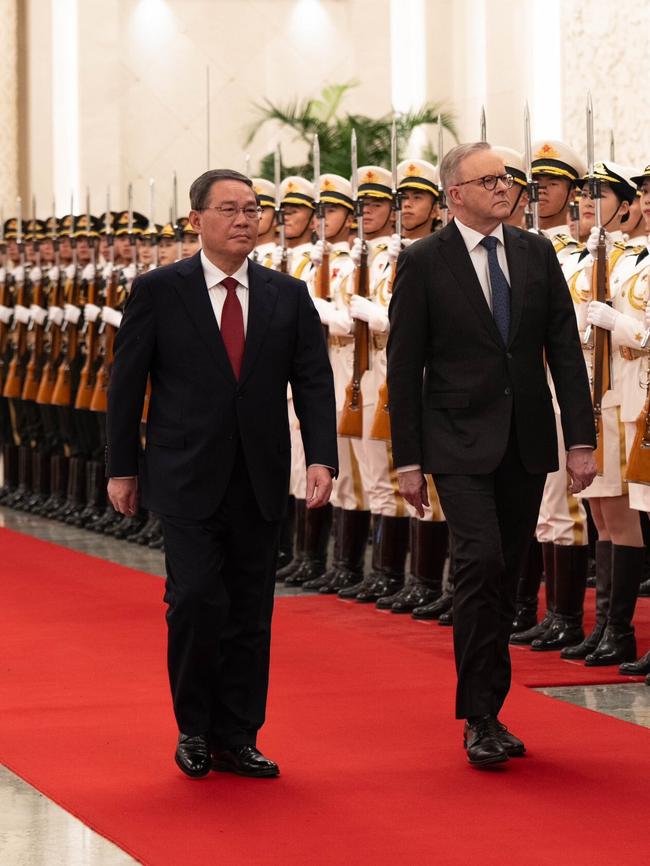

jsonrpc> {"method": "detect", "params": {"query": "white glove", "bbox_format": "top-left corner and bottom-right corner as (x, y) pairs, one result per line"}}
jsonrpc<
(12, 304), (31, 325)
(350, 295), (389, 333)
(63, 303), (81, 325)
(350, 237), (363, 267)
(12, 265), (25, 285)
(271, 246), (288, 270)
(586, 226), (614, 260)
(83, 302), (101, 323)
(47, 305), (64, 326)
(328, 307), (353, 337)
(310, 240), (325, 267)
(401, 237), (414, 248)
(312, 297), (333, 325)
(101, 306), (123, 328)
(81, 263), (96, 282)
(387, 233), (402, 264)
(29, 266), (43, 284)
(0, 304), (13, 324)
(102, 262), (114, 282)
(64, 264), (76, 281)
(122, 263), (137, 281)
(29, 304), (48, 327)
(586, 300), (619, 332)
(0, 267), (5, 284)
(47, 266), (60, 283)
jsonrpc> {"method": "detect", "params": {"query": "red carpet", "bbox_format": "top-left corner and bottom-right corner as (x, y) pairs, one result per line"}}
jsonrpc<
(2, 526), (650, 866)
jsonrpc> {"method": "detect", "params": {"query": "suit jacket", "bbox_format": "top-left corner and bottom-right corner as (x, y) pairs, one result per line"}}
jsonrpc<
(386, 221), (596, 476)
(106, 253), (338, 521)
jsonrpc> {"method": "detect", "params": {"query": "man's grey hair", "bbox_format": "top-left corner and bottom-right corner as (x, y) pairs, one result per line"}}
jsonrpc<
(440, 142), (492, 190)
(189, 169), (253, 211)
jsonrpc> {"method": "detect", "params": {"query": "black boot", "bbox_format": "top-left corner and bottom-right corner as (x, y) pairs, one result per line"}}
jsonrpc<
(561, 541), (612, 660)
(510, 540), (555, 644)
(316, 509), (371, 594)
(277, 496), (295, 572)
(510, 540), (543, 634)
(412, 541), (455, 620)
(377, 520), (447, 612)
(303, 507), (341, 591)
(639, 578), (650, 597)
(585, 545), (645, 666)
(128, 511), (157, 544)
(68, 460), (106, 527)
(0, 443), (19, 502)
(53, 458), (86, 522)
(276, 499), (306, 581)
(6, 445), (33, 509)
(619, 649), (650, 676)
(284, 503), (333, 586)
(531, 545), (587, 651)
(355, 515), (410, 602)
(338, 515), (382, 599)
(24, 451), (51, 512)
(37, 455), (68, 517)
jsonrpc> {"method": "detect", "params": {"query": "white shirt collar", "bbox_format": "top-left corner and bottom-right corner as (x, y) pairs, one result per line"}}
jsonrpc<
(200, 250), (250, 289)
(454, 217), (505, 253)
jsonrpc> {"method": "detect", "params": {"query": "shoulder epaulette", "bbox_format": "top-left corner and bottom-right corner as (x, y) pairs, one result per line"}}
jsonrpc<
(627, 244), (646, 254)
(614, 240), (627, 251)
(553, 233), (576, 249)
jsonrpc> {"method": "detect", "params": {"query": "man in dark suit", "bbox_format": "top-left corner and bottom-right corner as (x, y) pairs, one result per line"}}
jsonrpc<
(106, 169), (337, 779)
(387, 143), (597, 767)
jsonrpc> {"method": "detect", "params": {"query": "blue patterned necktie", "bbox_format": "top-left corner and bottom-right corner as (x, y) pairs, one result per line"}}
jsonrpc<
(479, 235), (510, 344)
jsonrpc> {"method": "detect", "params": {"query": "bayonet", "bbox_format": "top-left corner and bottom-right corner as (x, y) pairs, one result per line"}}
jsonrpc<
(149, 177), (158, 267)
(586, 91), (601, 228)
(437, 114), (448, 227)
(609, 129), (615, 162)
(274, 144), (287, 270)
(391, 116), (402, 239)
(313, 134), (324, 243)
(206, 65), (211, 170)
(480, 105), (487, 142)
(524, 101), (539, 231)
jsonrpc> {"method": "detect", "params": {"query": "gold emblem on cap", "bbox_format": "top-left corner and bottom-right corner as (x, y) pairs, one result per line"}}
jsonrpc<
(364, 170), (376, 183)
(406, 163), (418, 176)
(322, 178), (334, 190)
(535, 143), (559, 159)
(287, 181), (296, 192)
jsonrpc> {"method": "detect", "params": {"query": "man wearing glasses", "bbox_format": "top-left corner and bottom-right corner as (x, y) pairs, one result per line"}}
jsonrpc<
(106, 169), (337, 779)
(387, 143), (597, 767)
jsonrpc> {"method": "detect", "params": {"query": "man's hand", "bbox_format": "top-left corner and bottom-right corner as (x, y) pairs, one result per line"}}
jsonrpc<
(107, 477), (139, 515)
(566, 448), (597, 494)
(306, 465), (333, 509)
(398, 469), (429, 518)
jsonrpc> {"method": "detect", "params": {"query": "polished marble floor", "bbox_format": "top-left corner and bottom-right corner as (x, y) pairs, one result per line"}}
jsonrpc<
(2, 505), (649, 865)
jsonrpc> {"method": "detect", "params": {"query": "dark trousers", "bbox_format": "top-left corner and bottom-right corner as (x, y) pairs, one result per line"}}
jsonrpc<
(434, 425), (546, 719)
(160, 447), (280, 747)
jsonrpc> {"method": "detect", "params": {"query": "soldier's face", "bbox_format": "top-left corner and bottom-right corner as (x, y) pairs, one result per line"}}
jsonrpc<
(578, 183), (628, 233)
(138, 240), (153, 265)
(361, 198), (392, 234)
(39, 239), (54, 264)
(400, 189), (436, 230)
(113, 236), (133, 260)
(536, 176), (572, 218)
(323, 204), (350, 240)
(58, 237), (73, 263)
(7, 239), (20, 264)
(182, 234), (201, 258)
(158, 238), (176, 265)
(25, 241), (37, 264)
(640, 181), (650, 229)
(282, 205), (313, 240)
(75, 238), (92, 265)
(258, 207), (275, 235)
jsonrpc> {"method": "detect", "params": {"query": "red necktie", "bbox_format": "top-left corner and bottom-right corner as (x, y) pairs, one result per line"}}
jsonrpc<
(219, 277), (245, 379)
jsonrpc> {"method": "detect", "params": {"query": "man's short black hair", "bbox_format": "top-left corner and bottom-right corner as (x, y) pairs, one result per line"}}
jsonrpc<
(189, 169), (253, 211)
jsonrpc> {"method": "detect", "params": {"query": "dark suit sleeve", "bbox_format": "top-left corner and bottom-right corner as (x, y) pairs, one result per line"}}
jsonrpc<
(106, 276), (156, 476)
(289, 283), (338, 474)
(542, 241), (596, 449)
(386, 248), (429, 468)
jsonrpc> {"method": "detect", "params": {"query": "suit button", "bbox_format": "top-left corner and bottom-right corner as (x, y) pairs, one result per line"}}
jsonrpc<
(504, 386), (512, 396)
(506, 352), (513, 360)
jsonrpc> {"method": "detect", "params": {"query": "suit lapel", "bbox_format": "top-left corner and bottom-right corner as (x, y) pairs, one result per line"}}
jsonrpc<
(438, 222), (503, 346)
(239, 259), (279, 387)
(503, 225), (527, 346)
(175, 252), (236, 383)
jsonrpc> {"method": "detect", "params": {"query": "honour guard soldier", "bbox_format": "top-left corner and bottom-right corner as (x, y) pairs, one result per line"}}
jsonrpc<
(491, 147), (529, 229)
(157, 222), (178, 266)
(251, 178), (277, 268)
(178, 216), (201, 259)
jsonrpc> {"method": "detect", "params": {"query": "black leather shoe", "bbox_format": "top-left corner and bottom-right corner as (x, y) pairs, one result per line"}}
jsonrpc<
(212, 745), (279, 778)
(464, 716), (508, 767)
(175, 733), (211, 778)
(411, 591), (452, 620)
(495, 720), (525, 757)
(438, 609), (453, 626)
(619, 650), (650, 676)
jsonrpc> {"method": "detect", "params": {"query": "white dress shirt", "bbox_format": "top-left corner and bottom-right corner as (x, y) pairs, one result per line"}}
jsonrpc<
(453, 218), (511, 310)
(201, 250), (250, 335)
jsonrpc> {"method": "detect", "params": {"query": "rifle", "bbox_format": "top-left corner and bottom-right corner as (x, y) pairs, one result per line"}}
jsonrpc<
(312, 134), (330, 338)
(437, 115), (448, 228)
(625, 351), (650, 485)
(90, 193), (116, 413)
(3, 197), (29, 399)
(338, 130), (370, 439)
(524, 102), (539, 232)
(22, 200), (47, 401)
(370, 118), (400, 442)
(584, 94), (609, 475)
(50, 235), (80, 407)
(274, 145), (288, 273)
(36, 217), (64, 406)
(75, 195), (100, 410)
(0, 210), (10, 392)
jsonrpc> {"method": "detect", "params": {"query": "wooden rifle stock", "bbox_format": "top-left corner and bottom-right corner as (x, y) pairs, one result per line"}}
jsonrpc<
(21, 278), (47, 402)
(591, 229), (610, 476)
(2, 279), (29, 399)
(36, 270), (64, 405)
(51, 273), (79, 407)
(626, 380), (650, 485)
(338, 245), (370, 438)
(369, 261), (397, 441)
(90, 270), (119, 414)
(316, 246), (330, 342)
(74, 272), (100, 410)
(0, 275), (10, 393)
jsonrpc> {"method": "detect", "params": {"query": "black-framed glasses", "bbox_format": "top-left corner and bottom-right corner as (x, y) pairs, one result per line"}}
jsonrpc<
(453, 174), (514, 191)
(202, 205), (263, 220)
